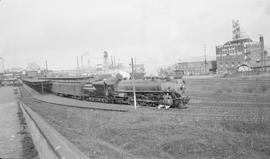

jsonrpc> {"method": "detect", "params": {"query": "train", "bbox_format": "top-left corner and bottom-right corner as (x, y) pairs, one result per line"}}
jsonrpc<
(50, 78), (190, 108)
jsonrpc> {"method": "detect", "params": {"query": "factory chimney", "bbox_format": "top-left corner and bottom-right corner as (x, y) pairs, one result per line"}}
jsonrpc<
(103, 51), (108, 70)
(259, 36), (265, 71)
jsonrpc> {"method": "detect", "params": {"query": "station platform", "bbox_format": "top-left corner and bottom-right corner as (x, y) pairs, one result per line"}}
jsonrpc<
(0, 86), (23, 158)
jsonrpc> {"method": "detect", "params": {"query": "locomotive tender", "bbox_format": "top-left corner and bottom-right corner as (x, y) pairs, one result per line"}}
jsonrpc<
(51, 78), (190, 108)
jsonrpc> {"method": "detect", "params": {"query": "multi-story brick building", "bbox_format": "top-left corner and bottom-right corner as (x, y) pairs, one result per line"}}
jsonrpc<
(216, 20), (267, 74)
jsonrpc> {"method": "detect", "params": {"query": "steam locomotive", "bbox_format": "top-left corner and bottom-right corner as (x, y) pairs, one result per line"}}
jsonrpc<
(51, 78), (189, 108)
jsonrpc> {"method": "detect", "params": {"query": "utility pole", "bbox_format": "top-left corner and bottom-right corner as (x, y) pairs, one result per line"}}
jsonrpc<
(45, 60), (48, 70)
(45, 60), (48, 77)
(203, 45), (207, 74)
(111, 56), (113, 68)
(81, 56), (83, 70)
(259, 36), (265, 72)
(135, 58), (137, 73)
(264, 50), (268, 72)
(131, 58), (137, 109)
(114, 56), (116, 68)
(87, 59), (90, 68)
(76, 56), (80, 69)
(81, 52), (88, 71)
(0, 57), (5, 72)
(76, 56), (80, 76)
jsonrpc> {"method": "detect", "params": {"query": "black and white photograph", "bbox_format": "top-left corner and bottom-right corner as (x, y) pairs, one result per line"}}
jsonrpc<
(0, 0), (270, 158)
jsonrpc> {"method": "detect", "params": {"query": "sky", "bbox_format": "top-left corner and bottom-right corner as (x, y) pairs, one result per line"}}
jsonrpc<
(0, 0), (270, 74)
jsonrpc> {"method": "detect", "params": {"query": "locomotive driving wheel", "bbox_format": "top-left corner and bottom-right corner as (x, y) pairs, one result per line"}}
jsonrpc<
(127, 97), (134, 105)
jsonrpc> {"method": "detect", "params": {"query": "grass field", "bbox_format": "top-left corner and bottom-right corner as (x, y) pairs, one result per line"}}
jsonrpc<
(21, 78), (270, 159)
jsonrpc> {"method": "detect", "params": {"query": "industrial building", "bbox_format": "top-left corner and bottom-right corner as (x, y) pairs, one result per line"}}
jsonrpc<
(175, 60), (217, 76)
(216, 20), (269, 74)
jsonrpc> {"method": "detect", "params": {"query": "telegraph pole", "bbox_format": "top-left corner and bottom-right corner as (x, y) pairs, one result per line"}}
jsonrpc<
(45, 60), (48, 77)
(45, 60), (48, 70)
(203, 45), (207, 74)
(81, 55), (84, 70)
(87, 59), (90, 68)
(76, 56), (80, 76)
(259, 36), (265, 72)
(76, 56), (80, 69)
(131, 58), (137, 109)
(0, 57), (5, 72)
(135, 58), (137, 73)
(81, 52), (89, 71)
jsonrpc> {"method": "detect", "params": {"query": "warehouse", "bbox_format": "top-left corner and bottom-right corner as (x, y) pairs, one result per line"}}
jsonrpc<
(176, 60), (217, 76)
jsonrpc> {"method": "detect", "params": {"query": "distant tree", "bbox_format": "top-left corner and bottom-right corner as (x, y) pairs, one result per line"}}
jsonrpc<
(157, 67), (173, 78)
(26, 62), (41, 71)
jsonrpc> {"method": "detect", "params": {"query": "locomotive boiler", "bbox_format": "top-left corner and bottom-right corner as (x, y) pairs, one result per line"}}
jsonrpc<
(113, 79), (189, 108)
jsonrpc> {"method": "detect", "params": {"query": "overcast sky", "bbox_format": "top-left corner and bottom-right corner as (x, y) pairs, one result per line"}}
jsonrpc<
(0, 0), (270, 73)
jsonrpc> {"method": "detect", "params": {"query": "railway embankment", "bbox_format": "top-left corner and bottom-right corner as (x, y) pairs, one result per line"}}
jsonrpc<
(185, 78), (270, 95)
(19, 82), (91, 158)
(0, 86), (39, 159)
(18, 101), (89, 159)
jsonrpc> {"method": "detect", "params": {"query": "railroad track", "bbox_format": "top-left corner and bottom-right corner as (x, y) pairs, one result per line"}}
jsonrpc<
(19, 85), (270, 122)
(190, 100), (270, 106)
(140, 110), (261, 121)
